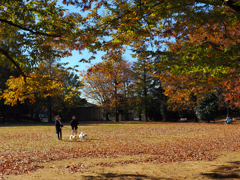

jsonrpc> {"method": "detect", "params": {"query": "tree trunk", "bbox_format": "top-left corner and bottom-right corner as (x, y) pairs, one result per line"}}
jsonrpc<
(227, 100), (230, 117)
(115, 112), (119, 122)
(114, 79), (119, 122)
(193, 109), (198, 122)
(143, 61), (148, 122)
(124, 112), (128, 121)
(138, 110), (142, 121)
(106, 113), (110, 121)
(190, 92), (197, 122)
(48, 96), (52, 122)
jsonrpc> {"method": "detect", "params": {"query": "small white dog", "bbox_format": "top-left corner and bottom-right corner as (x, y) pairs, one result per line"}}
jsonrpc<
(79, 132), (87, 141)
(69, 135), (77, 140)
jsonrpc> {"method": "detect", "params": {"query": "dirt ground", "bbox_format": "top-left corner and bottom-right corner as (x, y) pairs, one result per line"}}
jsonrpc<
(5, 150), (240, 180)
(2, 119), (240, 180)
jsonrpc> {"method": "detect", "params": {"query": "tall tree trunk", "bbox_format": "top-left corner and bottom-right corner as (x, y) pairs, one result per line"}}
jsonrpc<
(227, 100), (230, 117)
(115, 112), (119, 122)
(190, 92), (197, 122)
(124, 112), (128, 121)
(48, 58), (53, 123)
(48, 96), (52, 122)
(138, 110), (142, 121)
(106, 113), (109, 121)
(114, 79), (119, 122)
(143, 61), (148, 122)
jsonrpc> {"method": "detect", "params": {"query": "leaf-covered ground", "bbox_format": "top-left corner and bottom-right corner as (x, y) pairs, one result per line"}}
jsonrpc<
(0, 122), (240, 178)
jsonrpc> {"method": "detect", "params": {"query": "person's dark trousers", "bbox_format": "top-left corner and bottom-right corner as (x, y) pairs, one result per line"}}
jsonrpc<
(57, 129), (62, 140)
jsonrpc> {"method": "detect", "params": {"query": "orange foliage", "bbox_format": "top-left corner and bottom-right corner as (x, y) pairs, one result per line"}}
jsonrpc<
(160, 19), (240, 110)
(219, 70), (240, 108)
(1, 74), (64, 106)
(80, 59), (132, 113)
(159, 71), (216, 110)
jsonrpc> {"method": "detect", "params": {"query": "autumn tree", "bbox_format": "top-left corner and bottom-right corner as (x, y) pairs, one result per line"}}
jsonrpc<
(32, 60), (83, 121)
(156, 16), (240, 116)
(62, 0), (240, 77)
(156, 54), (220, 121)
(0, 0), (91, 105)
(80, 52), (133, 122)
(2, 0), (240, 113)
(0, 62), (25, 122)
(58, 1), (240, 118)
(217, 70), (240, 116)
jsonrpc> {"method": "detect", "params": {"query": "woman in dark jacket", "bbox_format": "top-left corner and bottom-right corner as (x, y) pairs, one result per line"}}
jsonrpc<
(70, 115), (79, 136)
(55, 115), (64, 140)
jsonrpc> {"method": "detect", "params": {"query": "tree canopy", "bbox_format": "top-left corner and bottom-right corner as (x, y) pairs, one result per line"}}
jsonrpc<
(80, 53), (132, 121)
(1, 0), (240, 118)
(0, 0), (87, 104)
(65, 0), (240, 75)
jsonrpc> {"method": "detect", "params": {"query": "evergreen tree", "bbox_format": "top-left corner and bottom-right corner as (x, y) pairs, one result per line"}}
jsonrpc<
(132, 56), (152, 121)
(194, 93), (218, 123)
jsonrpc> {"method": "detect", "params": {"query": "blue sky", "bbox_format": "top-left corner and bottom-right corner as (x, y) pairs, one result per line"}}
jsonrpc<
(58, 2), (103, 72)
(58, 2), (136, 73)
(61, 49), (105, 72)
(61, 49), (136, 73)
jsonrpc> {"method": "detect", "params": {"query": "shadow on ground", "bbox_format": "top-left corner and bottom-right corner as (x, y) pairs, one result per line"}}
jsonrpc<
(63, 138), (100, 143)
(81, 173), (168, 180)
(202, 161), (240, 179)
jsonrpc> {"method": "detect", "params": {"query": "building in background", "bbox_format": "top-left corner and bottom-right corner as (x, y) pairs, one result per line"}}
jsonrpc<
(65, 103), (103, 122)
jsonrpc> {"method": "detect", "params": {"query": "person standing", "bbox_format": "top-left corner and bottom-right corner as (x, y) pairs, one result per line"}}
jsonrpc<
(70, 115), (79, 136)
(55, 115), (64, 140)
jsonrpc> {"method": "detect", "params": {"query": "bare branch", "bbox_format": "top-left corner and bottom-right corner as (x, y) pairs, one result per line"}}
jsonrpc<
(0, 18), (61, 37)
(0, 48), (27, 82)
(221, 0), (240, 12)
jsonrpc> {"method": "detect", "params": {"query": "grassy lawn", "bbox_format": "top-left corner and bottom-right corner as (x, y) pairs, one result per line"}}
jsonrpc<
(1, 122), (240, 179)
